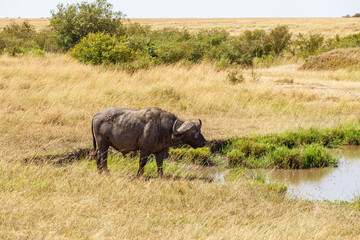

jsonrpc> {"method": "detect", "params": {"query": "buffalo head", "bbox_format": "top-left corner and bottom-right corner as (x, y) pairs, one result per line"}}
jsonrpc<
(172, 119), (207, 148)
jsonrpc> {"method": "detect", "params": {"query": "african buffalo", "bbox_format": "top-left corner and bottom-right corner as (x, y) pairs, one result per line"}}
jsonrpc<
(91, 107), (207, 176)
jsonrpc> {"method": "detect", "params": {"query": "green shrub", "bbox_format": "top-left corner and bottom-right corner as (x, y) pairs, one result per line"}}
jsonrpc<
(294, 33), (324, 58)
(0, 37), (5, 54)
(0, 21), (36, 53)
(154, 40), (204, 63)
(125, 22), (151, 36)
(268, 25), (292, 56)
(50, 0), (125, 51)
(71, 32), (134, 65)
(334, 33), (360, 49)
(196, 28), (229, 47)
(67, 24), (301, 69)
(120, 53), (155, 73)
(34, 29), (59, 52)
(0, 20), (59, 55)
(7, 45), (25, 56)
(222, 30), (271, 66)
(216, 57), (232, 69)
(2, 20), (36, 40)
(31, 49), (45, 56)
(227, 70), (245, 84)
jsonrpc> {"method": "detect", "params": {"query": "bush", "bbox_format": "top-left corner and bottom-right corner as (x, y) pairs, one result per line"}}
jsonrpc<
(2, 20), (36, 40)
(227, 70), (245, 84)
(335, 33), (360, 48)
(71, 32), (134, 65)
(268, 25), (292, 56)
(154, 40), (203, 63)
(293, 33), (324, 58)
(50, 0), (125, 51)
(0, 37), (5, 54)
(216, 57), (232, 69)
(0, 20), (59, 55)
(196, 28), (229, 47)
(224, 30), (271, 66)
(0, 20), (37, 52)
(7, 45), (25, 56)
(34, 29), (59, 52)
(31, 49), (45, 56)
(120, 53), (155, 73)
(67, 24), (301, 70)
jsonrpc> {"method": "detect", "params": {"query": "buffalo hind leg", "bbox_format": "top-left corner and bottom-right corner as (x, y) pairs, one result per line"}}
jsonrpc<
(96, 139), (110, 174)
(137, 151), (150, 176)
(155, 148), (169, 177)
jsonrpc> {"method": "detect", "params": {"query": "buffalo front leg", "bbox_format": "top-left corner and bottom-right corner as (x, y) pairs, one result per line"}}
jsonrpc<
(97, 139), (110, 174)
(137, 151), (150, 176)
(155, 148), (169, 177)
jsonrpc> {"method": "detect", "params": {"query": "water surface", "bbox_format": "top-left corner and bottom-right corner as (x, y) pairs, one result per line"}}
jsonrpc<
(267, 146), (360, 201)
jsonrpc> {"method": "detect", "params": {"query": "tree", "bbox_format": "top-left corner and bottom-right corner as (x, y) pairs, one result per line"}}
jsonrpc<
(50, 0), (126, 51)
(268, 25), (292, 56)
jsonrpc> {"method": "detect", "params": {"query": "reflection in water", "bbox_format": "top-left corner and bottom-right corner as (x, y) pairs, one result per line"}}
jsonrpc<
(267, 168), (335, 185)
(267, 146), (360, 201)
(181, 164), (229, 182)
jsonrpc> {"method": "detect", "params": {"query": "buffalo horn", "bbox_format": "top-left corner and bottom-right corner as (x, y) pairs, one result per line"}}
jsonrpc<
(172, 119), (179, 134)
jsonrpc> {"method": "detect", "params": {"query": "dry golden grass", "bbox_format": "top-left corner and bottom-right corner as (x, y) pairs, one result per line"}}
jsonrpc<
(0, 18), (50, 30)
(2, 54), (360, 238)
(1, 54), (360, 159)
(302, 48), (360, 70)
(1, 159), (360, 239)
(130, 18), (360, 37)
(2, 17), (360, 36)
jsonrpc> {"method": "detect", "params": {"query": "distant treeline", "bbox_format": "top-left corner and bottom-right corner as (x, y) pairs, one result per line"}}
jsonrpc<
(343, 13), (360, 18)
(1, 0), (360, 71)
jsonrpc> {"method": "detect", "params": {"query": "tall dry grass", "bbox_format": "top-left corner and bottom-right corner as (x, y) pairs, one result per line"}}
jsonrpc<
(0, 18), (50, 30)
(1, 54), (360, 159)
(1, 17), (360, 36)
(130, 18), (360, 37)
(1, 159), (360, 239)
(1, 54), (360, 238)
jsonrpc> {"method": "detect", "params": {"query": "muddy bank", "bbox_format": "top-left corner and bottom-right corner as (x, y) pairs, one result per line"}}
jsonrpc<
(23, 148), (94, 165)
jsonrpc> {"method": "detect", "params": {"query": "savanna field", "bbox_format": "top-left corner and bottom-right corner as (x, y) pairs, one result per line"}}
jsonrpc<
(2, 15), (360, 239)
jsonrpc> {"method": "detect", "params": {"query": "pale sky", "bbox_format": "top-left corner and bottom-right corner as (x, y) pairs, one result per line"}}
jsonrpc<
(0, 0), (359, 18)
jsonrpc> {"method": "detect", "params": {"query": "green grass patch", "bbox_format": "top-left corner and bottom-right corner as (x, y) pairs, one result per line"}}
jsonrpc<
(169, 147), (214, 166)
(191, 123), (360, 169)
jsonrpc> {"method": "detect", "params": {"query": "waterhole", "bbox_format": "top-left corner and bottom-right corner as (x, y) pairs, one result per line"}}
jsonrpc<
(266, 146), (360, 201)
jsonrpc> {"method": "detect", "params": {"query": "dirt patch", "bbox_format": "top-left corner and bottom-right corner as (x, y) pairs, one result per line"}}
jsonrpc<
(23, 148), (94, 165)
(208, 139), (231, 153)
(301, 48), (360, 70)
